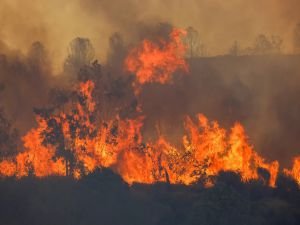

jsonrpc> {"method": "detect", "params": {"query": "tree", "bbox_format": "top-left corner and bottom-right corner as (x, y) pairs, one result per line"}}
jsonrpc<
(252, 34), (283, 55)
(28, 42), (48, 66)
(35, 80), (98, 176)
(76, 56), (136, 121)
(0, 109), (18, 158)
(184, 27), (202, 58)
(64, 37), (95, 74)
(78, 60), (102, 83)
(228, 41), (240, 56)
(253, 34), (273, 54)
(48, 87), (71, 111)
(293, 23), (300, 54)
(270, 35), (283, 54)
(107, 32), (126, 72)
(0, 86), (18, 158)
(27, 41), (51, 77)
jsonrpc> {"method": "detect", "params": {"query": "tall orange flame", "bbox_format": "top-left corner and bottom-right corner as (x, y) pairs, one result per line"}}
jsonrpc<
(284, 156), (300, 185)
(124, 28), (188, 94)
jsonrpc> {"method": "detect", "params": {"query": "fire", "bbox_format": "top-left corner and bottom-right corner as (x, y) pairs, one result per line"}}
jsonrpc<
(284, 156), (300, 185)
(124, 28), (188, 94)
(0, 80), (295, 187)
(0, 117), (66, 178)
(0, 28), (298, 188)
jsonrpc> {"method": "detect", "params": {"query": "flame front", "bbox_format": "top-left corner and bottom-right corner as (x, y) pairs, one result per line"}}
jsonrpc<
(0, 86), (282, 186)
(284, 156), (300, 185)
(0, 80), (296, 187)
(0, 28), (299, 187)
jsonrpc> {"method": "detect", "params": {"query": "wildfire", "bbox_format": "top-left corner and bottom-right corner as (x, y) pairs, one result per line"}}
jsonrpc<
(124, 28), (188, 94)
(284, 156), (300, 185)
(0, 83), (283, 187)
(0, 117), (66, 178)
(0, 28), (299, 187)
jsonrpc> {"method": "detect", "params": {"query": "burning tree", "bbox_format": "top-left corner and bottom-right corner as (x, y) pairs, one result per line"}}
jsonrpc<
(0, 27), (299, 188)
(34, 81), (98, 176)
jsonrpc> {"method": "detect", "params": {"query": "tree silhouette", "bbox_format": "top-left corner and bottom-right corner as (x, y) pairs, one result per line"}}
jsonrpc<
(27, 42), (48, 67)
(252, 34), (283, 55)
(48, 88), (71, 111)
(0, 86), (18, 159)
(184, 27), (203, 58)
(294, 23), (300, 54)
(228, 41), (240, 56)
(0, 108), (18, 159)
(253, 34), (273, 54)
(107, 32), (126, 73)
(64, 38), (95, 74)
(35, 80), (97, 176)
(270, 35), (283, 54)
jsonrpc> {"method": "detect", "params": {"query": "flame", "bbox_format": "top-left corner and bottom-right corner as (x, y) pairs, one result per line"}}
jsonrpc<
(0, 160), (15, 177)
(0, 117), (66, 177)
(284, 156), (300, 185)
(124, 28), (188, 94)
(0, 80), (294, 187)
(0, 28), (298, 188)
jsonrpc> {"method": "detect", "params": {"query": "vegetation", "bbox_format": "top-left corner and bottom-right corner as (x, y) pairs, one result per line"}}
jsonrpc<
(0, 169), (299, 225)
(1, 26), (300, 224)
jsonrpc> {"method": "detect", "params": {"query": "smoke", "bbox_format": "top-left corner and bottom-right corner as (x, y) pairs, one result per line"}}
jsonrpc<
(1, 0), (300, 69)
(136, 55), (300, 167)
(0, 41), (55, 135)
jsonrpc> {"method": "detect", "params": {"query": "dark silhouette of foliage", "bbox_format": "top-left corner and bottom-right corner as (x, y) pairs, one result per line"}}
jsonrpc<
(252, 34), (283, 55)
(184, 27), (206, 58)
(0, 170), (299, 225)
(0, 108), (18, 158)
(228, 41), (240, 56)
(64, 37), (95, 75)
(0, 86), (18, 158)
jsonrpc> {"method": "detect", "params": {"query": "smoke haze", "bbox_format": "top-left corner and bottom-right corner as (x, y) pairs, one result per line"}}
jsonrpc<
(0, 0), (300, 69)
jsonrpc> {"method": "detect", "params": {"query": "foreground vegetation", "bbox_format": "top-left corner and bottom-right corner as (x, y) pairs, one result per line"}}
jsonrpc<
(0, 169), (299, 225)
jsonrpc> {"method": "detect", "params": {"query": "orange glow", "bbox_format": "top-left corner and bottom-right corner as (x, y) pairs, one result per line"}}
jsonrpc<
(124, 28), (188, 94)
(0, 117), (65, 178)
(0, 160), (16, 177)
(0, 81), (288, 187)
(284, 156), (300, 185)
(0, 28), (298, 188)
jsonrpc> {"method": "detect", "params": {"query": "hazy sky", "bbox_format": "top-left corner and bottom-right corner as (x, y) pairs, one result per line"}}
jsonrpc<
(0, 0), (299, 71)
